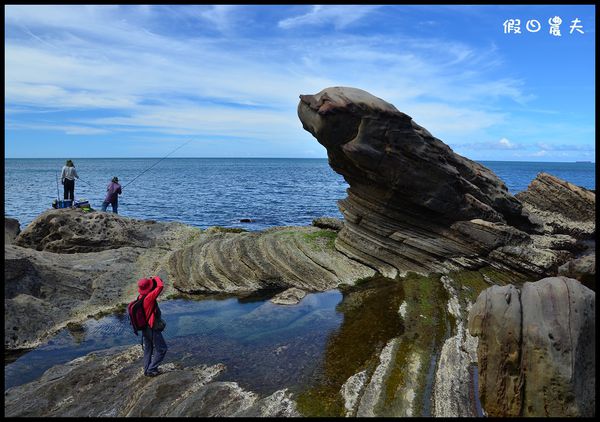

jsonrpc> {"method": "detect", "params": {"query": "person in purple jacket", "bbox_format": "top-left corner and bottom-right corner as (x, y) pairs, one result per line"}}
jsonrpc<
(101, 176), (122, 214)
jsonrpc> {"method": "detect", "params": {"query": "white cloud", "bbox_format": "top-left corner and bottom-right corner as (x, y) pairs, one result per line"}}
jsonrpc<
(498, 137), (515, 149)
(198, 5), (238, 32)
(5, 5), (537, 146)
(278, 5), (380, 29)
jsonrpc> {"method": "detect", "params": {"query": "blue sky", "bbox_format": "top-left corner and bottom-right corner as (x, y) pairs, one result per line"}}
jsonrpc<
(4, 5), (596, 161)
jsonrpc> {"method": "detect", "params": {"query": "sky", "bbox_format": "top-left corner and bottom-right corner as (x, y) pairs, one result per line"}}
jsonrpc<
(4, 4), (596, 161)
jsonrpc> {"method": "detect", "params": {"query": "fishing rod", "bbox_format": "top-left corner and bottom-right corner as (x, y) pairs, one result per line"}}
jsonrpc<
(123, 139), (192, 189)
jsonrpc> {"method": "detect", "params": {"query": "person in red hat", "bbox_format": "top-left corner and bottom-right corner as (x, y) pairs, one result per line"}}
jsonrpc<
(137, 276), (168, 376)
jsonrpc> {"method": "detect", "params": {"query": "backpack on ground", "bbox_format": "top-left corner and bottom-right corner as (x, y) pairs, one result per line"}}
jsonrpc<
(128, 295), (152, 335)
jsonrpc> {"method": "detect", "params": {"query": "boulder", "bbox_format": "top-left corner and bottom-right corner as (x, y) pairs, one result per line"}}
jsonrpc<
(312, 217), (344, 231)
(5, 216), (20, 244)
(468, 277), (595, 417)
(270, 287), (307, 305)
(516, 172), (595, 238)
(558, 253), (595, 291)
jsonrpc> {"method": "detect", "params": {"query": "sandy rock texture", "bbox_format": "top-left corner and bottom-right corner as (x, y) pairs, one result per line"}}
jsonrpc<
(468, 277), (595, 417)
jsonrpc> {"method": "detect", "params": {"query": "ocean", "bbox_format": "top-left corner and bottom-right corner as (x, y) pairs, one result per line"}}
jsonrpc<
(4, 158), (596, 230)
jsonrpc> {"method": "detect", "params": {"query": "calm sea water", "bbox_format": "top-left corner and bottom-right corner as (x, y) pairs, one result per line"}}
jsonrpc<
(4, 158), (596, 229)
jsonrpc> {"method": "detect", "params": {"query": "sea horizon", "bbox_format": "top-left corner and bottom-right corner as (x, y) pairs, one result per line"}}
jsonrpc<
(4, 157), (596, 163)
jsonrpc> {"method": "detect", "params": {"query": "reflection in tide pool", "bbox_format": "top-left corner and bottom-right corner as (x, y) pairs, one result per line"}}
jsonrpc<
(5, 290), (343, 393)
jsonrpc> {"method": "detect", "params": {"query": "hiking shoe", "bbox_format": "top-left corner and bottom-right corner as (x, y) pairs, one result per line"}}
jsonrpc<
(144, 371), (159, 377)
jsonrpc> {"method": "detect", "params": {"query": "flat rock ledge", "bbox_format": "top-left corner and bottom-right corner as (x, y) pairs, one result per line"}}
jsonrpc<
(4, 345), (300, 417)
(468, 276), (595, 417)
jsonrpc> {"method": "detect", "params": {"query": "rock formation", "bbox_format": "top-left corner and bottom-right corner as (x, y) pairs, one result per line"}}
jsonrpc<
(468, 277), (595, 417)
(5, 216), (20, 244)
(167, 226), (374, 294)
(4, 345), (299, 417)
(297, 87), (592, 279)
(15, 208), (194, 253)
(516, 172), (595, 238)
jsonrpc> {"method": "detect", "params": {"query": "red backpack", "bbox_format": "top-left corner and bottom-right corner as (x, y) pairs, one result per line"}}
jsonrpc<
(128, 295), (152, 335)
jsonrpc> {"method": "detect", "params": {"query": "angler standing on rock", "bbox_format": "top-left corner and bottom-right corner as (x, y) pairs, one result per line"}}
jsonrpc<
(101, 176), (122, 214)
(60, 159), (79, 201)
(134, 276), (168, 377)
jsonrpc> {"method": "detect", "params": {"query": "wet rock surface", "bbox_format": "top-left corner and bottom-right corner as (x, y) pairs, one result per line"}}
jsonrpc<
(4, 345), (299, 417)
(468, 277), (595, 417)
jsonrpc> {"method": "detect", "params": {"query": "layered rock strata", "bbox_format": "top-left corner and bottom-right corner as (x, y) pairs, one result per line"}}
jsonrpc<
(516, 172), (595, 238)
(468, 277), (595, 417)
(6, 210), (374, 349)
(167, 226), (374, 294)
(297, 87), (592, 279)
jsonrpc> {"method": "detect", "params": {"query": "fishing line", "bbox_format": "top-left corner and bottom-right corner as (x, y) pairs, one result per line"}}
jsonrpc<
(123, 140), (192, 189)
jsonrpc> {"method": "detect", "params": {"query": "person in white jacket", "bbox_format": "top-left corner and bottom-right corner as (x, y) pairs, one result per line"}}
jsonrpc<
(60, 159), (79, 201)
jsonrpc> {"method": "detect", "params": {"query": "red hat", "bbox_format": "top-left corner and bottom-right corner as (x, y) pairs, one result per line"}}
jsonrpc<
(137, 278), (154, 295)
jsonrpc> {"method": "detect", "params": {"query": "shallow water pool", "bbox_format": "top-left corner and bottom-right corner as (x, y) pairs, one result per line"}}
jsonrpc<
(5, 290), (344, 393)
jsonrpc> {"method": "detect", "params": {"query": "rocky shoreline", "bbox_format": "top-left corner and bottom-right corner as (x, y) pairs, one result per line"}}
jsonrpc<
(4, 87), (595, 417)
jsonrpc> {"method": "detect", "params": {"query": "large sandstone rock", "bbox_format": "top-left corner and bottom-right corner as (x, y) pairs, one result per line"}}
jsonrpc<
(468, 277), (595, 417)
(5, 216), (20, 244)
(297, 87), (589, 278)
(4, 345), (300, 417)
(516, 172), (595, 238)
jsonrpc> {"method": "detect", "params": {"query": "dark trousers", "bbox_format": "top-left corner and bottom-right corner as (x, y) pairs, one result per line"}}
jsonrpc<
(101, 200), (118, 213)
(64, 179), (75, 200)
(142, 327), (168, 374)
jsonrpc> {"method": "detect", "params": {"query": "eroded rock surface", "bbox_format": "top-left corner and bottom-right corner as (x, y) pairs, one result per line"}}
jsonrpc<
(168, 226), (374, 294)
(468, 277), (595, 417)
(4, 345), (300, 417)
(516, 173), (595, 238)
(15, 208), (194, 253)
(297, 87), (589, 279)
